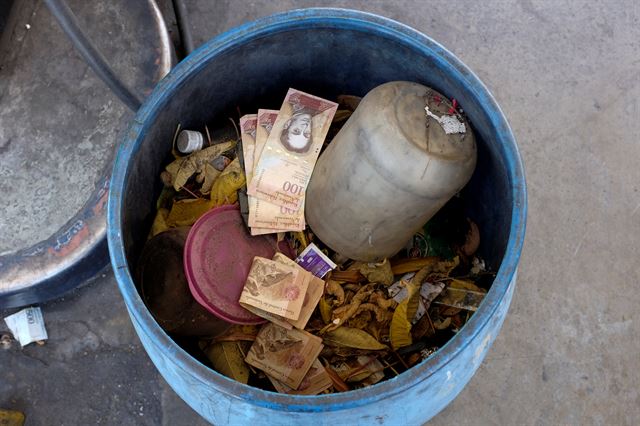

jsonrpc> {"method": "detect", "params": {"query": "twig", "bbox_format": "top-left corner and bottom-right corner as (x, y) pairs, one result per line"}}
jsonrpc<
(228, 117), (240, 141)
(432, 271), (495, 283)
(344, 356), (378, 381)
(179, 185), (202, 199)
(322, 358), (350, 392)
(392, 350), (410, 370)
(366, 360), (398, 376)
(205, 125), (212, 146)
(235, 342), (258, 374)
(381, 358), (400, 377)
(425, 310), (436, 336)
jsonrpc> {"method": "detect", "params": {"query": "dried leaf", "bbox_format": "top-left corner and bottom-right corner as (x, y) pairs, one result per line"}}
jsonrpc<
(388, 258), (458, 345)
(433, 317), (451, 330)
(200, 163), (221, 194)
(203, 341), (250, 384)
(351, 259), (394, 285)
(353, 303), (388, 322)
(337, 94), (362, 111)
(369, 291), (397, 311)
(450, 278), (484, 292)
(433, 280), (485, 312)
(328, 270), (365, 283)
(323, 327), (387, 350)
(332, 355), (380, 383)
(0, 409), (25, 426)
(166, 198), (214, 227)
(390, 257), (439, 275)
(461, 219), (480, 256)
(148, 208), (170, 239)
(389, 286), (419, 350)
(322, 359), (350, 392)
(325, 280), (345, 306)
(346, 309), (371, 330)
(319, 297), (332, 324)
(156, 187), (176, 210)
(411, 311), (435, 341)
(332, 109), (353, 123)
(328, 284), (375, 331)
(212, 325), (259, 343)
(209, 158), (245, 207)
(165, 140), (236, 191)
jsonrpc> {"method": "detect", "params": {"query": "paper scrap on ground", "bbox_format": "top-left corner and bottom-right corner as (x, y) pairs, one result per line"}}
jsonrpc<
(248, 88), (337, 211)
(4, 307), (48, 347)
(295, 242), (337, 278)
(239, 257), (308, 320)
(245, 323), (324, 389)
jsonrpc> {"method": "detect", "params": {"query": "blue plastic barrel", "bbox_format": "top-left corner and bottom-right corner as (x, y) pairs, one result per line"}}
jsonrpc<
(107, 8), (526, 425)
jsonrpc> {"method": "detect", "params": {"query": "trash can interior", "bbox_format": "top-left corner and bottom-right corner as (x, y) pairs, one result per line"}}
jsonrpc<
(109, 9), (524, 423)
(120, 30), (511, 275)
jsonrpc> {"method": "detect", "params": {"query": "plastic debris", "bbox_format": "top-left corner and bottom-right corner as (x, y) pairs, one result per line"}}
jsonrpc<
(295, 243), (337, 278)
(4, 307), (48, 348)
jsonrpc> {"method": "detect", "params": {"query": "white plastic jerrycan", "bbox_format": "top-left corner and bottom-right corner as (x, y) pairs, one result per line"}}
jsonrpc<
(306, 81), (477, 261)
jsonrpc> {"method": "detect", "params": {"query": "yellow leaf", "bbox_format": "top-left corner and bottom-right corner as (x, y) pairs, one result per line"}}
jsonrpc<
(209, 158), (245, 207)
(389, 285), (420, 349)
(353, 259), (394, 285)
(200, 163), (221, 194)
(319, 297), (332, 324)
(389, 265), (430, 350)
(450, 279), (484, 292)
(166, 198), (214, 227)
(203, 341), (250, 384)
(390, 257), (439, 275)
(324, 327), (387, 350)
(0, 409), (25, 426)
(165, 140), (236, 191)
(148, 207), (170, 239)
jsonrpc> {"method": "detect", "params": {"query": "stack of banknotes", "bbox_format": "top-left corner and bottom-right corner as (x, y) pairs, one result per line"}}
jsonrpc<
(240, 88), (337, 235)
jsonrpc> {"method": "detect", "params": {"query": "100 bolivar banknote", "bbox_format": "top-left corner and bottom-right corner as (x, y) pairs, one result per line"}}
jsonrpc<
(240, 114), (288, 235)
(247, 89), (337, 211)
(249, 109), (305, 234)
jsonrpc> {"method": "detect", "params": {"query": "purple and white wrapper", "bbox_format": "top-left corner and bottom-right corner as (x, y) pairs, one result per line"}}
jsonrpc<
(295, 243), (336, 278)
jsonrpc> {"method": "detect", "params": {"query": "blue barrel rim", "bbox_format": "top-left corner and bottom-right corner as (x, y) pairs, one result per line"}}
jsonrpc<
(107, 8), (527, 412)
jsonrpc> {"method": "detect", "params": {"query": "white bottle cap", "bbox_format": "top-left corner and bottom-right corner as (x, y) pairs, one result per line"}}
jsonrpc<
(177, 130), (204, 154)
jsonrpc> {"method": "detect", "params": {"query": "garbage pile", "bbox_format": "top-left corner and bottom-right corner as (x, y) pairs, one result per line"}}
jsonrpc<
(139, 83), (493, 395)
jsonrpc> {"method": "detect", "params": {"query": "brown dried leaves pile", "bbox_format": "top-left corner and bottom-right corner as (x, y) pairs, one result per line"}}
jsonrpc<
(201, 250), (489, 394)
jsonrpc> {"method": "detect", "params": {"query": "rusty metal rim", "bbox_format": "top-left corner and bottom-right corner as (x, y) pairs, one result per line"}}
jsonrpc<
(0, 0), (174, 309)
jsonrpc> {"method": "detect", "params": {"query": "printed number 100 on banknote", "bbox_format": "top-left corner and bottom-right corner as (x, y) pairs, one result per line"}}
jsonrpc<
(247, 89), (337, 211)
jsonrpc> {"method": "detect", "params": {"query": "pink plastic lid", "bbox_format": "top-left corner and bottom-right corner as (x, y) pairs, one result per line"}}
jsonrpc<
(184, 204), (282, 325)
